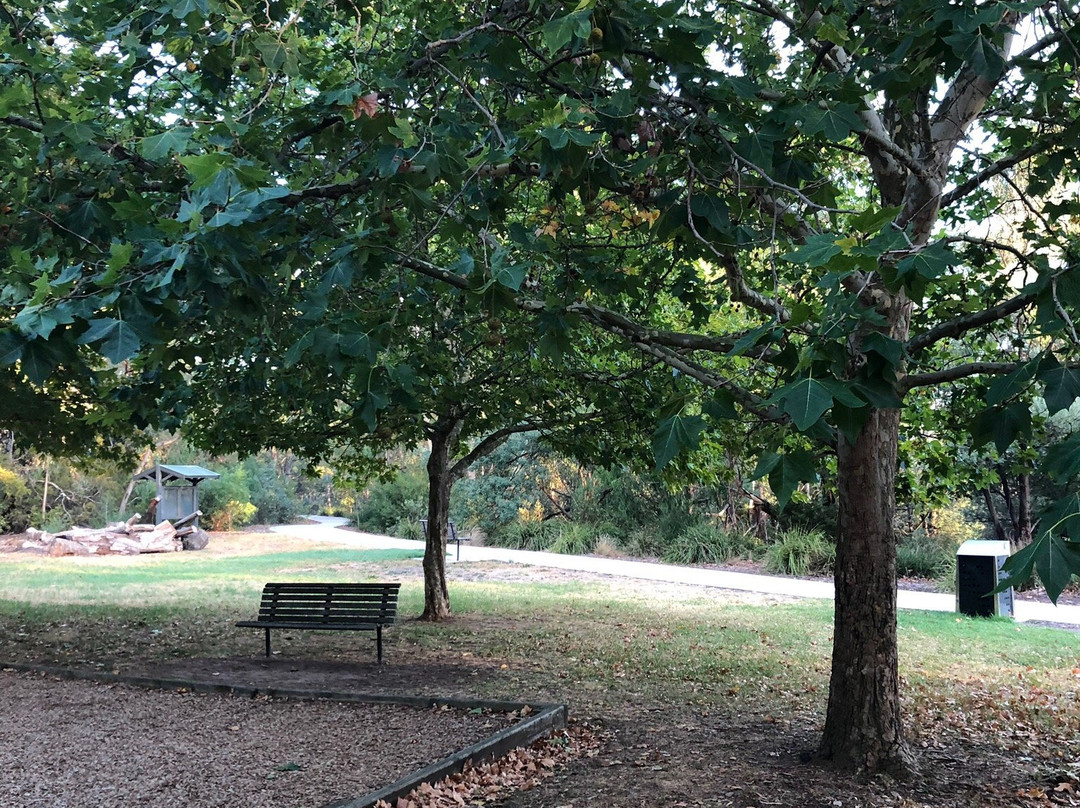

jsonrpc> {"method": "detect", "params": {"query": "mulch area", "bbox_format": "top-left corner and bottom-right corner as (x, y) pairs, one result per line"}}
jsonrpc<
(118, 656), (1079, 808)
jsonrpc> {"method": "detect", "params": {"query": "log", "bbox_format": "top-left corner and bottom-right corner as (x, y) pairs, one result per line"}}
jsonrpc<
(172, 511), (202, 530)
(48, 538), (92, 557)
(182, 528), (210, 551)
(26, 527), (52, 543)
(125, 513), (142, 527)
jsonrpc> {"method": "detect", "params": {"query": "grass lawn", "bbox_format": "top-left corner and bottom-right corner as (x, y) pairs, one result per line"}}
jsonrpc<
(1, 532), (1078, 806)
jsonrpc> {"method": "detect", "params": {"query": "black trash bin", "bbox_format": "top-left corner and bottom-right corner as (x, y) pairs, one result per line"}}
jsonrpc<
(956, 540), (1014, 618)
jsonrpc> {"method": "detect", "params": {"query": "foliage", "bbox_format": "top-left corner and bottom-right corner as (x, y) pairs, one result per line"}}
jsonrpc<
(485, 520), (556, 552)
(0, 461), (34, 533)
(765, 528), (836, 577)
(896, 531), (957, 582)
(547, 522), (597, 556)
(191, 468), (255, 531)
(662, 522), (761, 566)
(354, 458), (428, 534)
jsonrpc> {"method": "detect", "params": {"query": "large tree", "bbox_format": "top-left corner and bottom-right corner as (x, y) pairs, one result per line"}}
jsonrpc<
(174, 275), (661, 620)
(4, 0), (1080, 775)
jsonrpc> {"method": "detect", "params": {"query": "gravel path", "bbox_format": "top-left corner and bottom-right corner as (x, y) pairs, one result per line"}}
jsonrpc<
(0, 669), (512, 808)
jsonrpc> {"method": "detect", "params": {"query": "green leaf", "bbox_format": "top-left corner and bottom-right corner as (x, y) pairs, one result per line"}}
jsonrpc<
(778, 377), (833, 431)
(985, 361), (1036, 406)
(1039, 357), (1080, 414)
(971, 402), (1031, 454)
(0, 331), (24, 366)
(767, 449), (817, 511)
(896, 242), (957, 283)
(727, 324), (778, 356)
(1045, 435), (1080, 484)
(139, 127), (194, 160)
(1000, 530), (1080, 604)
(796, 102), (864, 141)
(178, 153), (234, 188)
(861, 333), (904, 365)
(319, 261), (355, 295)
(491, 248), (528, 291)
(77, 318), (141, 363)
(19, 339), (60, 384)
(831, 402), (871, 444)
(782, 235), (843, 267)
(651, 414), (707, 469)
(702, 389), (738, 420)
(541, 11), (591, 53)
(108, 242), (134, 273)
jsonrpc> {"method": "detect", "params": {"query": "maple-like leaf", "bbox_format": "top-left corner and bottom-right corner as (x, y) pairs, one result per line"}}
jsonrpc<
(353, 92), (380, 119)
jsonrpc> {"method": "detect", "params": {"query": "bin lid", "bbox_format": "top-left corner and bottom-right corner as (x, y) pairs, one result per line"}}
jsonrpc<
(956, 539), (1010, 557)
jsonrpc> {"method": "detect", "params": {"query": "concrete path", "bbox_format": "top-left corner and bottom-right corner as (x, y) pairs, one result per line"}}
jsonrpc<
(272, 517), (1080, 628)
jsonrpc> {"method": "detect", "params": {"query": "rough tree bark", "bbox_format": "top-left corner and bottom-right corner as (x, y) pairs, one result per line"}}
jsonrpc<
(821, 407), (917, 775)
(420, 419), (458, 622)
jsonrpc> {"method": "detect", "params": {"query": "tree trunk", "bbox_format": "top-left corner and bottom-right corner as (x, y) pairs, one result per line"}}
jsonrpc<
(983, 487), (1009, 544)
(819, 408), (917, 776)
(420, 424), (455, 621)
(1015, 471), (1033, 551)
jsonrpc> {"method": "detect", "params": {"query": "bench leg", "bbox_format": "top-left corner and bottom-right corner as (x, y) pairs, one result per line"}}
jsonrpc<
(265, 627), (272, 657)
(377, 625), (383, 664)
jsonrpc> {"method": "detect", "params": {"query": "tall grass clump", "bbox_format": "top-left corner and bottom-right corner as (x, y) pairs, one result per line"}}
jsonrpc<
(896, 530), (956, 580)
(548, 523), (597, 555)
(765, 527), (835, 576)
(486, 520), (553, 551)
(662, 523), (759, 565)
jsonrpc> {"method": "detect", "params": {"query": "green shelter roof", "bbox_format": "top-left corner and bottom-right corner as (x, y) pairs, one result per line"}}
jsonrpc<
(131, 464), (220, 485)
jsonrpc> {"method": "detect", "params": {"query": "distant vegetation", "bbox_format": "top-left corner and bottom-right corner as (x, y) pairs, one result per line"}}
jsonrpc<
(1, 432), (990, 588)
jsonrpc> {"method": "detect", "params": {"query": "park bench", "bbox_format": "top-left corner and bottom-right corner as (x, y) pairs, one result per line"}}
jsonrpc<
(420, 519), (469, 560)
(236, 582), (399, 662)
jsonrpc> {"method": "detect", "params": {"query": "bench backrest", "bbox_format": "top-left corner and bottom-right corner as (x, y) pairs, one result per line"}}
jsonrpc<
(257, 582), (400, 625)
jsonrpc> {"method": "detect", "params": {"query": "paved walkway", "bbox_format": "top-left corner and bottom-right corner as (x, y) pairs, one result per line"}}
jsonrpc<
(271, 517), (1080, 628)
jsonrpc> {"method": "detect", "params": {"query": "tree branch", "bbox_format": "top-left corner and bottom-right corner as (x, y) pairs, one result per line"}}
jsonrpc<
(905, 291), (1037, 354)
(901, 362), (1019, 391)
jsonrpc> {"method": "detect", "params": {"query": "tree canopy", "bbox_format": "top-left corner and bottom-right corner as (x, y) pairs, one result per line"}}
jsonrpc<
(4, 0), (1080, 775)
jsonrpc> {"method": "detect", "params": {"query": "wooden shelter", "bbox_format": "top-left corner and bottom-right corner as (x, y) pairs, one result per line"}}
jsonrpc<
(131, 464), (219, 526)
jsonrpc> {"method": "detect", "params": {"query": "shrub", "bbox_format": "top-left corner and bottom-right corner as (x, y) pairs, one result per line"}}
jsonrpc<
(486, 520), (552, 551)
(765, 527), (835, 576)
(621, 528), (665, 558)
(592, 535), (622, 558)
(897, 530), (956, 580)
(663, 523), (758, 565)
(197, 468), (259, 531)
(205, 500), (258, 531)
(354, 467), (427, 533)
(0, 464), (35, 533)
(391, 519), (423, 541)
(548, 523), (596, 555)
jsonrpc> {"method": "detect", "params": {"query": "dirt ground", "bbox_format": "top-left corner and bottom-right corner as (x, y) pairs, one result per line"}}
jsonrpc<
(2, 531), (1078, 807)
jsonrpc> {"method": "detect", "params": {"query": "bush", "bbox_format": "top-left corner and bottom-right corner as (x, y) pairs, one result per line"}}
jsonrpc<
(205, 500), (257, 531)
(198, 469), (256, 531)
(0, 464), (35, 533)
(897, 530), (956, 580)
(391, 519), (424, 541)
(486, 520), (553, 551)
(765, 527), (835, 576)
(548, 523), (596, 555)
(354, 467), (427, 533)
(663, 523), (759, 565)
